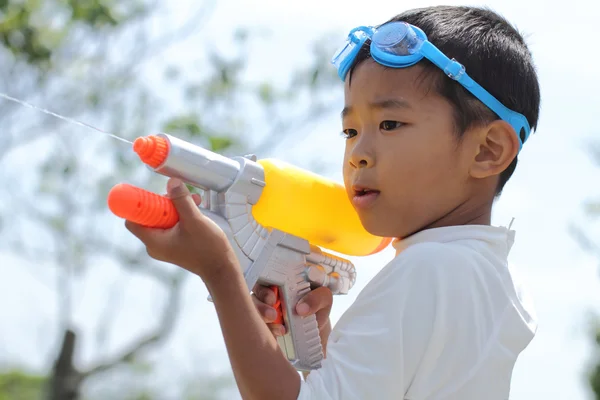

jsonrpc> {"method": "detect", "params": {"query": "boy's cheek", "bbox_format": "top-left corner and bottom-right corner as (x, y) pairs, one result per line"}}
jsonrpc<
(342, 166), (354, 191)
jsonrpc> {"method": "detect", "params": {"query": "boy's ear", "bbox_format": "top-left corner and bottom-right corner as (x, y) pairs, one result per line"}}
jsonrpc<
(469, 120), (520, 179)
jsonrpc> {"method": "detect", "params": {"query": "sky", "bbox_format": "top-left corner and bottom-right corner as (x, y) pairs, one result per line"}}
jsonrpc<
(1, 0), (600, 399)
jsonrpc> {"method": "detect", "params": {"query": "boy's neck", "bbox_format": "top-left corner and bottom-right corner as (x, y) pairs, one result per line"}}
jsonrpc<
(404, 198), (493, 239)
(428, 206), (492, 228)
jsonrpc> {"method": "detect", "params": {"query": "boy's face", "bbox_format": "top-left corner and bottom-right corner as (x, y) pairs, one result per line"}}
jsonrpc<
(342, 60), (477, 239)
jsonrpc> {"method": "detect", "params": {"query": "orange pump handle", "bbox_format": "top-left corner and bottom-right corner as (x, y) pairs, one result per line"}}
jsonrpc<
(107, 183), (178, 229)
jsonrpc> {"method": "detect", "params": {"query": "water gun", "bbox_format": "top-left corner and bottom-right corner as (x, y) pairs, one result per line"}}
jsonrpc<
(107, 133), (391, 371)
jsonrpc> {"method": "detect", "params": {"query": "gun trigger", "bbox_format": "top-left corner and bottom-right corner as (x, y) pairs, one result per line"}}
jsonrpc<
(270, 285), (284, 325)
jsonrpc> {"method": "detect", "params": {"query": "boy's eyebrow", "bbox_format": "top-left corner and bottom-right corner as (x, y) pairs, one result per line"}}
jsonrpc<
(341, 99), (412, 118)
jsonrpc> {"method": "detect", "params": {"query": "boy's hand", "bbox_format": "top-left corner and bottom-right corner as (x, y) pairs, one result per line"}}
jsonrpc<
(125, 178), (239, 283)
(252, 284), (333, 353)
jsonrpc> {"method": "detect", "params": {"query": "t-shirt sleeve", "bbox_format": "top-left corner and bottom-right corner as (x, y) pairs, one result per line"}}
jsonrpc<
(296, 243), (495, 400)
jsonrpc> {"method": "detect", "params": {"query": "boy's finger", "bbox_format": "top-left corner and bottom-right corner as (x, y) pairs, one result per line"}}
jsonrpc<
(192, 193), (202, 205)
(268, 324), (286, 337)
(253, 284), (276, 305)
(166, 191), (201, 206)
(167, 178), (202, 221)
(251, 295), (278, 322)
(124, 220), (167, 252)
(125, 220), (153, 243)
(296, 287), (333, 316)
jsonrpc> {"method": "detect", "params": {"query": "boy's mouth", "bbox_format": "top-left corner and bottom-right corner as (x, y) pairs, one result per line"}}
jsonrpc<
(351, 185), (380, 209)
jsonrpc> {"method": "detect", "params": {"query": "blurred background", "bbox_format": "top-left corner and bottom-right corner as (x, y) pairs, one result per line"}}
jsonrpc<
(0, 0), (599, 399)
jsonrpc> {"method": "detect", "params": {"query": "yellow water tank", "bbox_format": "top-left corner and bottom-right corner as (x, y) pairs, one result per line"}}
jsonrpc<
(251, 159), (391, 256)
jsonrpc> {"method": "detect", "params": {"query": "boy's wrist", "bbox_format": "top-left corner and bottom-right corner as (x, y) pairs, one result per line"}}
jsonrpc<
(202, 257), (244, 294)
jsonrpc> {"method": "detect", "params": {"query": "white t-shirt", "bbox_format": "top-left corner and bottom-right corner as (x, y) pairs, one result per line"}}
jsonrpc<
(297, 224), (537, 400)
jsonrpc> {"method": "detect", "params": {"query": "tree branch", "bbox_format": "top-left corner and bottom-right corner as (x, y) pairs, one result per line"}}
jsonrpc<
(81, 269), (186, 379)
(87, 235), (175, 283)
(569, 223), (600, 279)
(569, 223), (600, 256)
(103, 0), (218, 96)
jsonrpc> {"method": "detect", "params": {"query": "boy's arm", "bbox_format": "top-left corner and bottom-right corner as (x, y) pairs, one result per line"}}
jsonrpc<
(205, 248), (434, 400)
(204, 239), (497, 400)
(206, 264), (302, 400)
(203, 242), (471, 400)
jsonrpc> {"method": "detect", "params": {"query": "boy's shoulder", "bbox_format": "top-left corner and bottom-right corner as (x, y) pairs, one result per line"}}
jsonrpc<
(379, 224), (516, 283)
(358, 227), (518, 313)
(377, 239), (491, 286)
(394, 240), (479, 266)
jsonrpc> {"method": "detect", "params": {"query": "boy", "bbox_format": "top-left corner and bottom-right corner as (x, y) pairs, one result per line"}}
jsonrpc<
(126, 5), (540, 399)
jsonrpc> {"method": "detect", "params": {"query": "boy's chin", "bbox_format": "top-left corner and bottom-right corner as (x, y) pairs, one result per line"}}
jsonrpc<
(359, 213), (419, 240)
(358, 215), (399, 239)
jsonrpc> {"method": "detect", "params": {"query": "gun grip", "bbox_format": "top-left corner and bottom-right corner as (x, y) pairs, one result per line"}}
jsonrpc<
(270, 285), (284, 325)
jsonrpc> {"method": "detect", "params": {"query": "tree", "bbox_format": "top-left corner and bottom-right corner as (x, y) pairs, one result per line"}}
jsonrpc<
(589, 328), (600, 399)
(569, 145), (600, 399)
(0, 0), (340, 398)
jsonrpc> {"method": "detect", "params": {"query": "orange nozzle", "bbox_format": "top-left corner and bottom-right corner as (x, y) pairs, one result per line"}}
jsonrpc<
(133, 135), (169, 168)
(107, 183), (179, 229)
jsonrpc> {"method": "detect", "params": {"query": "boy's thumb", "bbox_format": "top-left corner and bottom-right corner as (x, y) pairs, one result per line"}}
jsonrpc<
(167, 178), (201, 220)
(296, 287), (332, 316)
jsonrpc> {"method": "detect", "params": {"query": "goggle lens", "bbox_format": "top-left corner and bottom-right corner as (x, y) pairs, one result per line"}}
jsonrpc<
(372, 22), (423, 56)
(331, 29), (370, 72)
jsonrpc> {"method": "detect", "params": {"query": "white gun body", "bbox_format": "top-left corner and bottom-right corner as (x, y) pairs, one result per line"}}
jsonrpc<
(147, 133), (356, 371)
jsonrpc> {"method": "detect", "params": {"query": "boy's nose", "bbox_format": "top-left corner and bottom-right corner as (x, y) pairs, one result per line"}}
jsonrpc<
(349, 152), (375, 168)
(349, 138), (375, 168)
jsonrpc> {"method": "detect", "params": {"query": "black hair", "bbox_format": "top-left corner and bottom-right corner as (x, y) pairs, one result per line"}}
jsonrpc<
(347, 6), (541, 196)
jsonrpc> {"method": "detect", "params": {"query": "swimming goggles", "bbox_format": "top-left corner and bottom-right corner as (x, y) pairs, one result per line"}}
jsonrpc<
(331, 21), (531, 149)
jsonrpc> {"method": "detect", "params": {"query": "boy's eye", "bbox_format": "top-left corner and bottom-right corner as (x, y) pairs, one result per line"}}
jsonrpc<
(380, 120), (404, 131)
(341, 129), (358, 139)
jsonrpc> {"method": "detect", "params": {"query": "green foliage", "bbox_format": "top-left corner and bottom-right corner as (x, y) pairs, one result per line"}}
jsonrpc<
(0, 0), (53, 65)
(163, 114), (204, 137)
(587, 309), (600, 400)
(0, 0), (144, 67)
(257, 82), (275, 105)
(67, 0), (120, 27)
(584, 200), (600, 217)
(575, 153), (600, 398)
(127, 393), (153, 400)
(0, 370), (45, 400)
(209, 136), (235, 152)
(591, 328), (600, 399)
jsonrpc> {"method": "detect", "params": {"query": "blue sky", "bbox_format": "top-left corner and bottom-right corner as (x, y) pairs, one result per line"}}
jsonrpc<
(1, 0), (599, 398)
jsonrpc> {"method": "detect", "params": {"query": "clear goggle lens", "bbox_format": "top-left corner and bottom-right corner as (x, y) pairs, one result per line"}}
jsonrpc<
(331, 29), (369, 70)
(372, 22), (423, 56)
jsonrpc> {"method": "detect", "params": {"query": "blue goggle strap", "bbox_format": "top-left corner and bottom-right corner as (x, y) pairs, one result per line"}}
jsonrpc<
(420, 41), (531, 148)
